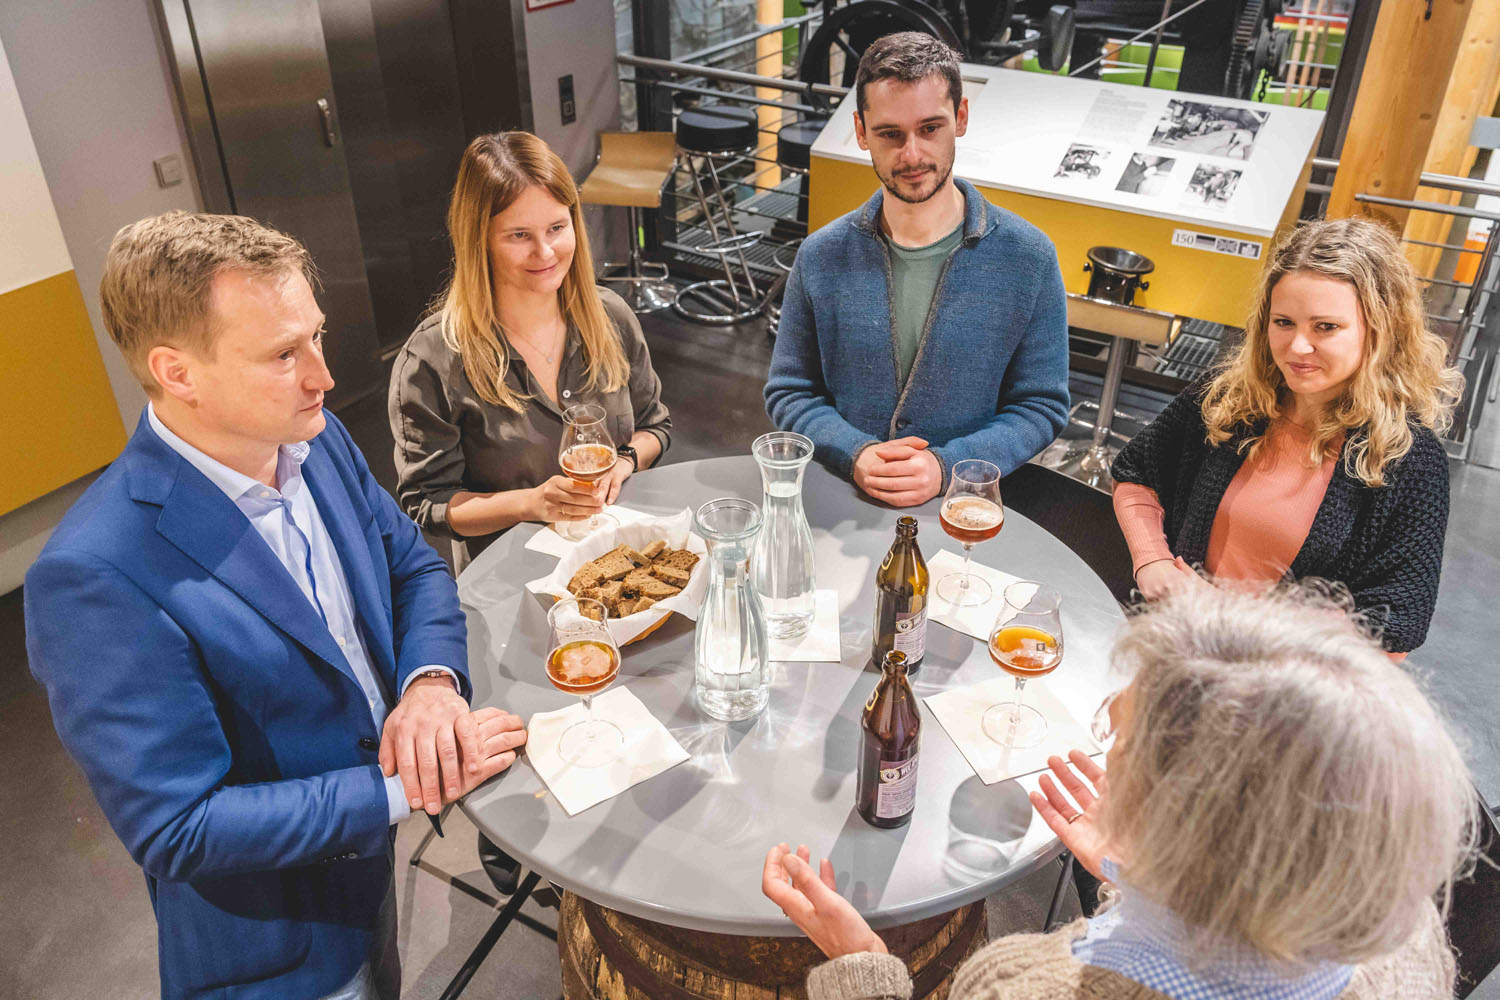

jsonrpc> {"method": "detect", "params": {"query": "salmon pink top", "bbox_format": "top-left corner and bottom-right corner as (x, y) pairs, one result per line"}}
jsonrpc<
(1113, 419), (1340, 584)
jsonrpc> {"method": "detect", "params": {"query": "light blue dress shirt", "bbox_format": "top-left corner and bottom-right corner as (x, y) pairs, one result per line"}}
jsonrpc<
(148, 406), (455, 824)
(1072, 860), (1354, 1000)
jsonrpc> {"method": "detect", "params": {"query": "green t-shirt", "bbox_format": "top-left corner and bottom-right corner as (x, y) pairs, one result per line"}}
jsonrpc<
(887, 222), (964, 384)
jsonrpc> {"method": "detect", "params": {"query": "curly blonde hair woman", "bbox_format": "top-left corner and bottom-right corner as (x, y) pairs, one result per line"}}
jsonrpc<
(389, 132), (670, 569)
(763, 584), (1477, 1000)
(1109, 218), (1461, 652)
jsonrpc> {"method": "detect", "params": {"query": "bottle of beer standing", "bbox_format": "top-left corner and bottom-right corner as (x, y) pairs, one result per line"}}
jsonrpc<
(872, 516), (928, 672)
(857, 650), (921, 828)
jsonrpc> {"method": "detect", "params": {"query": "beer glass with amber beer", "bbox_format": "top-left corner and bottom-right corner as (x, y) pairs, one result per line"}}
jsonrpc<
(556, 402), (618, 541)
(937, 459), (1004, 607)
(546, 597), (623, 766)
(984, 582), (1063, 749)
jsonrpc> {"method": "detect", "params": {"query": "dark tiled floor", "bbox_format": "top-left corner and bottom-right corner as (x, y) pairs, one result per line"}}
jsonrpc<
(4, 306), (1499, 998)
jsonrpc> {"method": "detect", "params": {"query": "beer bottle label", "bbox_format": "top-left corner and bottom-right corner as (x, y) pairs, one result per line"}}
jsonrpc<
(875, 753), (919, 818)
(892, 608), (926, 661)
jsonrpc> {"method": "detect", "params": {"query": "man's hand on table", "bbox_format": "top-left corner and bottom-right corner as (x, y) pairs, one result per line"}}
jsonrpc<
(762, 843), (887, 959)
(380, 676), (528, 814)
(853, 437), (942, 508)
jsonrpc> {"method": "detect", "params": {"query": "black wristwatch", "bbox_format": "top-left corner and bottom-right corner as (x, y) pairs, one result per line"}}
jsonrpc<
(617, 444), (639, 471)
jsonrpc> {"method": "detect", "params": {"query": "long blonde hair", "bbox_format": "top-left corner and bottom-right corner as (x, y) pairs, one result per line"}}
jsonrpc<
(1102, 583), (1476, 966)
(437, 131), (628, 410)
(1201, 218), (1461, 486)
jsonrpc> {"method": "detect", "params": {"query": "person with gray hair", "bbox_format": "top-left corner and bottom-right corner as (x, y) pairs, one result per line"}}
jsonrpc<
(763, 583), (1476, 998)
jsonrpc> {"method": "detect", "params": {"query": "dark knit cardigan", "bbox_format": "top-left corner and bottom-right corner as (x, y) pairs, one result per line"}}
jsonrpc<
(1110, 382), (1450, 653)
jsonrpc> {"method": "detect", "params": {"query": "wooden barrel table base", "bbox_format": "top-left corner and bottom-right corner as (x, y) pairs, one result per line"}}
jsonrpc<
(560, 892), (988, 1000)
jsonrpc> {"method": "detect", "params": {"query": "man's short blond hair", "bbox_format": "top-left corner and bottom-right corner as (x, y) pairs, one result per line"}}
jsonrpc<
(99, 211), (315, 395)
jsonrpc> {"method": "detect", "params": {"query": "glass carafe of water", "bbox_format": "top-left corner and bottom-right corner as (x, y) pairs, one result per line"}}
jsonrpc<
(750, 432), (817, 638)
(693, 498), (770, 722)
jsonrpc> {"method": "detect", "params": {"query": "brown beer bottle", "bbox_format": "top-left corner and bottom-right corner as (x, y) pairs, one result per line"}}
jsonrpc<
(872, 516), (928, 672)
(857, 650), (921, 828)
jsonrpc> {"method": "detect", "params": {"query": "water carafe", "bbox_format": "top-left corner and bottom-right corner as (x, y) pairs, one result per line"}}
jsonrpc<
(750, 432), (817, 638)
(693, 498), (770, 721)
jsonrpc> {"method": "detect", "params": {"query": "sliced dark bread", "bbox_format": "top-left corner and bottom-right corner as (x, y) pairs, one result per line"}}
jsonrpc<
(640, 540), (667, 561)
(650, 564), (692, 588)
(594, 547), (636, 582)
(635, 576), (680, 601)
(658, 549), (700, 573)
(568, 563), (605, 594)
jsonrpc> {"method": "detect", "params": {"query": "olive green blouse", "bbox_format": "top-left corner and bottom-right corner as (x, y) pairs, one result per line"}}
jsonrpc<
(388, 286), (671, 569)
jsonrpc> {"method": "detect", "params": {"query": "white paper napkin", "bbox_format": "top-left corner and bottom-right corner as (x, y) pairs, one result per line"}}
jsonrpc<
(767, 589), (842, 663)
(927, 550), (1031, 640)
(925, 676), (1099, 784)
(524, 505), (655, 557)
(526, 687), (689, 815)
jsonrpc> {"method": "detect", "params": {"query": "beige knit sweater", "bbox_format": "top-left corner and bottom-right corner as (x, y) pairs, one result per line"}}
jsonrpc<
(805, 906), (1455, 1000)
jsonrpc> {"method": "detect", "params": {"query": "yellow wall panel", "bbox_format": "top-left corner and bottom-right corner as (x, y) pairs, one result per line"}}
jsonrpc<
(0, 271), (127, 515)
(810, 156), (1269, 328)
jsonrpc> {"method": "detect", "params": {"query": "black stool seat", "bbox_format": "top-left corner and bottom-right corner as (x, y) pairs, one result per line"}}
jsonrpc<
(676, 105), (758, 154)
(776, 118), (827, 171)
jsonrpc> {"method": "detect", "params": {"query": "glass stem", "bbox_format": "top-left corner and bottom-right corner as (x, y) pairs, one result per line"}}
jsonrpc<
(581, 693), (593, 722)
(1010, 677), (1028, 741)
(960, 543), (975, 588)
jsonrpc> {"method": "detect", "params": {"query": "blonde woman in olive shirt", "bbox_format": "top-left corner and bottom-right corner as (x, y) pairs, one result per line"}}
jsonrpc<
(390, 132), (670, 570)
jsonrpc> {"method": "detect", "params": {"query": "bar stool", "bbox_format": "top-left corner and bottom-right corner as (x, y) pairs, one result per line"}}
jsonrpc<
(672, 105), (764, 325)
(579, 131), (678, 313)
(1048, 247), (1180, 491)
(775, 116), (826, 230)
(763, 240), (800, 337)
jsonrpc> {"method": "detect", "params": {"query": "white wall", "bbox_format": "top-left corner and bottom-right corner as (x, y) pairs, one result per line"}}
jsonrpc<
(521, 0), (626, 268)
(0, 0), (203, 592)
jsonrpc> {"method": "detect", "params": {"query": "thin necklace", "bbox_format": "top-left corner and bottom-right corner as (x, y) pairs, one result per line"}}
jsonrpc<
(504, 321), (564, 365)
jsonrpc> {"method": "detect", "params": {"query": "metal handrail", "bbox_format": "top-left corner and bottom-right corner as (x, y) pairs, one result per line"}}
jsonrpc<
(618, 76), (824, 115)
(675, 12), (822, 66)
(1353, 193), (1500, 223)
(617, 53), (847, 99)
(1309, 157), (1500, 199)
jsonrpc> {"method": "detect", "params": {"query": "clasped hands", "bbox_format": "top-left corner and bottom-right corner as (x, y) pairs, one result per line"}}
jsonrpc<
(379, 675), (528, 816)
(852, 436), (942, 508)
(762, 751), (1111, 960)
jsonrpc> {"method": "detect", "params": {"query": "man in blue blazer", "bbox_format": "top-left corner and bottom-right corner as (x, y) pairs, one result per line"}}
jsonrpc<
(25, 212), (526, 999)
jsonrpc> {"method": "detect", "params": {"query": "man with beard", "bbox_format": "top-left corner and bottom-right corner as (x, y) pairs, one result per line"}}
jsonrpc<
(766, 32), (1069, 505)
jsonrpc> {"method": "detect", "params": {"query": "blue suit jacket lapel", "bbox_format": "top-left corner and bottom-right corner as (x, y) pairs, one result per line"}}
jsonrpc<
(300, 443), (398, 681)
(128, 416), (361, 689)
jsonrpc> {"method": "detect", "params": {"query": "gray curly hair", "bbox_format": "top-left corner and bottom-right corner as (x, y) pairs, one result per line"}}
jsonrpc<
(1099, 582), (1476, 965)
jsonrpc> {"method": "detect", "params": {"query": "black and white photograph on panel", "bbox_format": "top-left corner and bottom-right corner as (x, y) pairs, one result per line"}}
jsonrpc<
(1149, 101), (1268, 161)
(1115, 153), (1176, 196)
(1181, 163), (1244, 208)
(1054, 143), (1111, 180)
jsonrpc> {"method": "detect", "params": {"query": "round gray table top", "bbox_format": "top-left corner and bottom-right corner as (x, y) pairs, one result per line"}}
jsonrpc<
(457, 455), (1125, 937)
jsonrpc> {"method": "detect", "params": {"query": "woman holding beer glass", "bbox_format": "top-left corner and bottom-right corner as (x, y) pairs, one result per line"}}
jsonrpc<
(1110, 218), (1459, 653)
(389, 131), (671, 570)
(762, 585), (1475, 999)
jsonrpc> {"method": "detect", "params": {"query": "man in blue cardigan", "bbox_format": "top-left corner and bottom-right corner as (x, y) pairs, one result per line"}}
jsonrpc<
(766, 33), (1070, 505)
(25, 212), (526, 999)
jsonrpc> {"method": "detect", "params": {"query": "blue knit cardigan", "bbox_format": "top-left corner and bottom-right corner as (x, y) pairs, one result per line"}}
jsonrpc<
(764, 178), (1071, 489)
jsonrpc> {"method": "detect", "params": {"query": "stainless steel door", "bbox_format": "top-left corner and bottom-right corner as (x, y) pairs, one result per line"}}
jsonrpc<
(174, 0), (382, 406)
